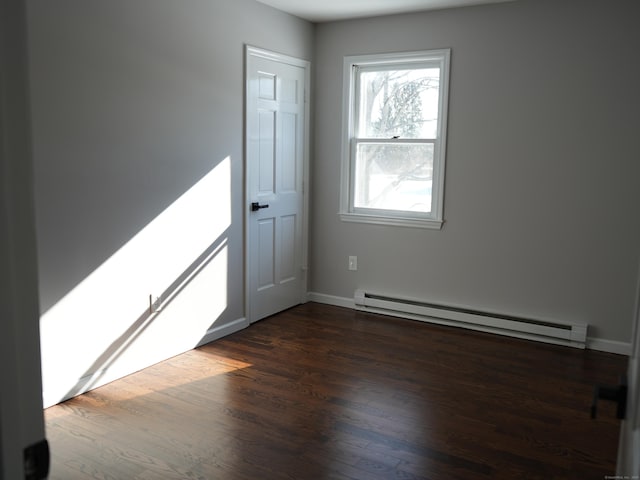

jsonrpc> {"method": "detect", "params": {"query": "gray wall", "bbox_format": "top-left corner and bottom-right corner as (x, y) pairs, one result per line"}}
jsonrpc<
(28, 0), (314, 406)
(311, 0), (640, 347)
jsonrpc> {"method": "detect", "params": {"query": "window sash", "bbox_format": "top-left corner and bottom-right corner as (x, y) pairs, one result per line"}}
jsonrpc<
(350, 139), (438, 218)
(353, 64), (443, 140)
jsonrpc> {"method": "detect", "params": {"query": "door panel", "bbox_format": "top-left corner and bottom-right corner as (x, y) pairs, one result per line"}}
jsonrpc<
(246, 47), (308, 322)
(281, 112), (298, 192)
(280, 215), (297, 282)
(257, 218), (275, 290)
(258, 110), (275, 194)
(281, 77), (298, 103)
(259, 72), (276, 100)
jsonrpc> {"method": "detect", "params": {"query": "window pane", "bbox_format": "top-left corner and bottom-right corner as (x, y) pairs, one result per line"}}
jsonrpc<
(354, 143), (434, 213)
(358, 68), (440, 139)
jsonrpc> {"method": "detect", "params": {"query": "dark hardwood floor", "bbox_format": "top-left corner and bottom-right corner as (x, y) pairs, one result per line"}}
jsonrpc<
(45, 302), (627, 479)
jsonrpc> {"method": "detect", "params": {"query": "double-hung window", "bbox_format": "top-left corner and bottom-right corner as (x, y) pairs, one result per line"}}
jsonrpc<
(340, 49), (451, 229)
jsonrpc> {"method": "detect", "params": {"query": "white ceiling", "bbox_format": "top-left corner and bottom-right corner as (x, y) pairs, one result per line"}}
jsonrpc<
(253, 0), (517, 23)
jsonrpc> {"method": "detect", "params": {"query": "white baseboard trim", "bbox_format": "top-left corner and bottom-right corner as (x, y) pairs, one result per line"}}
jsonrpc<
(307, 292), (631, 356)
(307, 291), (355, 309)
(586, 337), (632, 356)
(197, 317), (249, 347)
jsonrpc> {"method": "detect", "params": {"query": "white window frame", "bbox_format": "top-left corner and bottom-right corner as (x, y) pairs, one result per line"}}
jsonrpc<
(339, 49), (451, 229)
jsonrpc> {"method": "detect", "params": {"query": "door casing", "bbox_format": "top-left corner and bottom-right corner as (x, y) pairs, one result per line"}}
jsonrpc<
(617, 261), (640, 476)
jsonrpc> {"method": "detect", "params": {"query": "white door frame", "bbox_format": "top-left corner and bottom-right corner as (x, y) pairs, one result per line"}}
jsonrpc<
(617, 260), (640, 476)
(244, 45), (310, 323)
(0, 0), (48, 476)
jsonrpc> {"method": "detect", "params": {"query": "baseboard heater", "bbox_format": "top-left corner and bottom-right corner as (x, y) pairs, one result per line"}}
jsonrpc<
(354, 289), (587, 349)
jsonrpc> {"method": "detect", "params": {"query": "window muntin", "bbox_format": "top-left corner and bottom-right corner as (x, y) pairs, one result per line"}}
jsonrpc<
(341, 50), (450, 229)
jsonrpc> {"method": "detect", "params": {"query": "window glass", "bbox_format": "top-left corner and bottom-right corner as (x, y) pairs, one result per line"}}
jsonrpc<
(354, 143), (434, 213)
(358, 68), (440, 139)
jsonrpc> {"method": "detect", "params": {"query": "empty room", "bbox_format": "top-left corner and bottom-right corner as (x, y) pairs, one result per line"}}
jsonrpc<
(1, 0), (639, 479)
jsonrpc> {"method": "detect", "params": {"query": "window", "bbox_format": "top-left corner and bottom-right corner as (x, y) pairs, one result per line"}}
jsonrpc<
(340, 49), (451, 229)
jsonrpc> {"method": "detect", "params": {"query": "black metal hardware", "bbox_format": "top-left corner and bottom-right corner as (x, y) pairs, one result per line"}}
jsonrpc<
(24, 439), (50, 480)
(251, 202), (269, 212)
(591, 374), (627, 420)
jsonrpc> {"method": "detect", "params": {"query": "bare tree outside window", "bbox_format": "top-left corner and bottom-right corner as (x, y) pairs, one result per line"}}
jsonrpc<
(360, 69), (439, 138)
(355, 68), (440, 213)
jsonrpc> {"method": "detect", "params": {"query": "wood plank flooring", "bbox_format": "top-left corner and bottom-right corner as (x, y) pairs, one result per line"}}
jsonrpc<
(44, 302), (627, 479)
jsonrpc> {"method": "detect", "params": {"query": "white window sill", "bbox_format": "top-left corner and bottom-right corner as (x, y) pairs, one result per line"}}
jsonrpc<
(339, 212), (443, 230)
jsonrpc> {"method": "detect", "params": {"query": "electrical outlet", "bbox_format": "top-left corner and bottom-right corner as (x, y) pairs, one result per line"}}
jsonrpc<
(348, 256), (357, 271)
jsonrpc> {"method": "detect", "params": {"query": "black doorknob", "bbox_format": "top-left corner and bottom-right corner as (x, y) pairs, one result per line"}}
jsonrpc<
(251, 202), (269, 212)
(591, 374), (627, 420)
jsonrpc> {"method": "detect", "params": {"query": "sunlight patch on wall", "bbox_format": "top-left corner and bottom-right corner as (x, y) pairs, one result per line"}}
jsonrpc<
(40, 156), (233, 406)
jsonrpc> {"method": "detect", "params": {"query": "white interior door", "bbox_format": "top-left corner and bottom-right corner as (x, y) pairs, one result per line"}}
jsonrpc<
(246, 47), (309, 323)
(617, 264), (640, 476)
